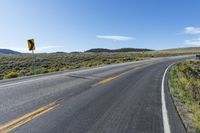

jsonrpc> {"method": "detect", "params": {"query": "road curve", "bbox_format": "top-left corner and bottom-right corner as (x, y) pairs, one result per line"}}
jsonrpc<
(0, 56), (192, 133)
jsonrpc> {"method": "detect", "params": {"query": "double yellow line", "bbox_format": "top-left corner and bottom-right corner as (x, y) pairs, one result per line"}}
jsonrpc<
(0, 101), (59, 133)
(97, 66), (142, 85)
(0, 65), (143, 133)
(98, 76), (119, 84)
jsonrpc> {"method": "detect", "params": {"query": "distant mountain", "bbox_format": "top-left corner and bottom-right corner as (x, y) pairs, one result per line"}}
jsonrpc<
(0, 49), (21, 55)
(85, 48), (154, 53)
(85, 48), (111, 53)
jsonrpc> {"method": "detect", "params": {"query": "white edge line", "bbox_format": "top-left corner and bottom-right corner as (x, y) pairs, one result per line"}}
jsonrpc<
(162, 64), (172, 133)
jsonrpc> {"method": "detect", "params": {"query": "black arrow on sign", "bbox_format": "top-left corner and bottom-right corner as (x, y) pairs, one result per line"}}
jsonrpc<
(28, 40), (34, 50)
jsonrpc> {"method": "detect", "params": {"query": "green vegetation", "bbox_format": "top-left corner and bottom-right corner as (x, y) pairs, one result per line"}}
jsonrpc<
(169, 60), (200, 132)
(0, 48), (200, 80)
(86, 47), (200, 55)
(161, 47), (200, 54)
(0, 52), (145, 80)
(4, 72), (19, 79)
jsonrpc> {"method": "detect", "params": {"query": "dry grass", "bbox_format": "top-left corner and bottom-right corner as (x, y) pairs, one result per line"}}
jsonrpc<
(169, 60), (200, 132)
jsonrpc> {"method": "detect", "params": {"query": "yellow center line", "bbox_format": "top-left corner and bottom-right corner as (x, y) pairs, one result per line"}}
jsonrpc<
(0, 101), (59, 133)
(98, 76), (119, 84)
(98, 66), (142, 85)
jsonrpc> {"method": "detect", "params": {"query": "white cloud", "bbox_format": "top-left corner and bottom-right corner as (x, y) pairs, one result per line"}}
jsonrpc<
(184, 26), (200, 34)
(184, 38), (200, 46)
(182, 26), (200, 46)
(96, 35), (134, 41)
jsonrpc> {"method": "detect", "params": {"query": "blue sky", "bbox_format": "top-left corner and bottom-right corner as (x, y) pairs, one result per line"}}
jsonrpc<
(1, 0), (200, 53)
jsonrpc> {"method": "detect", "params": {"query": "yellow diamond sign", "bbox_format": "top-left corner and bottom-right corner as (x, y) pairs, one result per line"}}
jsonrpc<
(28, 39), (35, 51)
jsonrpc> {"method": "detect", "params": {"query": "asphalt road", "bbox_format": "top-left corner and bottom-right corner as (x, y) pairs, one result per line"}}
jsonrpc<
(0, 56), (192, 133)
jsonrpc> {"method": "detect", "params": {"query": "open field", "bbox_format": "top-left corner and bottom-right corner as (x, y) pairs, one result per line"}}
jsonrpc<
(0, 52), (144, 80)
(161, 47), (200, 53)
(0, 48), (200, 80)
(169, 60), (200, 132)
(155, 47), (200, 57)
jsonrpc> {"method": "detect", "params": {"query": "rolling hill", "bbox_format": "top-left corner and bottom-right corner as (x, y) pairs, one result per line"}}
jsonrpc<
(85, 48), (154, 53)
(160, 47), (200, 53)
(0, 49), (21, 55)
(153, 47), (200, 55)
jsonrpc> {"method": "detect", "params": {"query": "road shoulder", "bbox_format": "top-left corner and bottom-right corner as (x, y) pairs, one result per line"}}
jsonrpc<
(164, 65), (187, 133)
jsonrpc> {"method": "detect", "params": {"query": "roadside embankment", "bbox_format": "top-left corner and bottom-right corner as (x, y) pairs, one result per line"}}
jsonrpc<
(169, 60), (200, 133)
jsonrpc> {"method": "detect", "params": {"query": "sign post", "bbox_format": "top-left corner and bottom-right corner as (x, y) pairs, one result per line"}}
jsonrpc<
(28, 39), (36, 75)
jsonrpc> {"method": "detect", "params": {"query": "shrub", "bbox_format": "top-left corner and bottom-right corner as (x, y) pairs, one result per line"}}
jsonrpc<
(35, 68), (49, 74)
(4, 72), (19, 79)
(169, 61), (200, 131)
